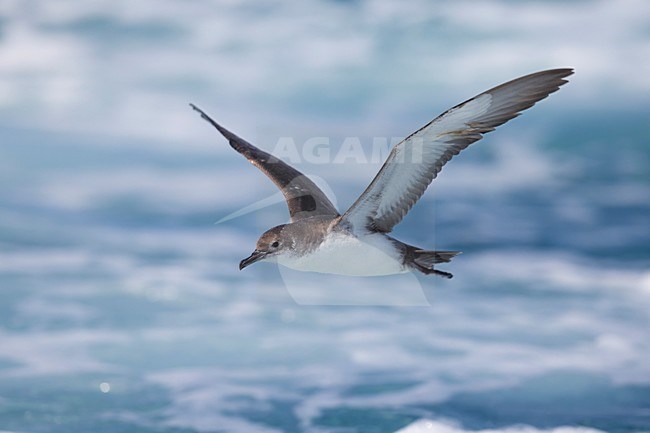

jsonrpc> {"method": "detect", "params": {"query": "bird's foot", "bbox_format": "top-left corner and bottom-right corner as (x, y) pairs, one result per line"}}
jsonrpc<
(432, 269), (453, 279)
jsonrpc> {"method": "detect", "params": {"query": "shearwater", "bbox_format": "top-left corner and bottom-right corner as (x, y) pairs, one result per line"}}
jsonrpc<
(191, 69), (573, 278)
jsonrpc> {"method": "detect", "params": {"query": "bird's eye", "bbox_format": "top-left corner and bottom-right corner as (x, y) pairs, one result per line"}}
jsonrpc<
(271, 241), (279, 248)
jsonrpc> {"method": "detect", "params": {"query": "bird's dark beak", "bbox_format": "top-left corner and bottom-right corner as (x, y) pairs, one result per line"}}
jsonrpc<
(239, 250), (266, 270)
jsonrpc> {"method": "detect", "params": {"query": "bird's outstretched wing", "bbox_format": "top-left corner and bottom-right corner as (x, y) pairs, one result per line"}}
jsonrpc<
(191, 104), (340, 221)
(339, 68), (573, 234)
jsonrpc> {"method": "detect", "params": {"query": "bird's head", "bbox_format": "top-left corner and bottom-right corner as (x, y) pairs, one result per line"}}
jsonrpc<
(239, 224), (290, 270)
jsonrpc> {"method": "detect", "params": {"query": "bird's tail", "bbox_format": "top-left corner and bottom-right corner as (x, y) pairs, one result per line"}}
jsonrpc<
(410, 249), (461, 279)
(413, 250), (461, 266)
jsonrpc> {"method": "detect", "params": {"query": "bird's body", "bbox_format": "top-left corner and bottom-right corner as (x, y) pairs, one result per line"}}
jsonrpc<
(274, 219), (408, 276)
(191, 68), (573, 278)
(279, 231), (407, 276)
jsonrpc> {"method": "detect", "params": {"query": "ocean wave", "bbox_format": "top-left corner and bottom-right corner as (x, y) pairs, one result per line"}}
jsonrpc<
(395, 419), (605, 433)
(0, 0), (648, 141)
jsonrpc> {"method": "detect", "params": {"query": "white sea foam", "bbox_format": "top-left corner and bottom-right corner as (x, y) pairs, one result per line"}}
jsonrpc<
(2, 239), (646, 429)
(395, 419), (605, 433)
(0, 330), (125, 376)
(432, 137), (564, 196)
(0, 0), (647, 142)
(33, 167), (264, 213)
(139, 246), (650, 430)
(459, 249), (650, 298)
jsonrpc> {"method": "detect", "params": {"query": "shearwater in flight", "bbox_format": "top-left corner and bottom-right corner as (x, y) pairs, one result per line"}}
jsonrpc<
(191, 68), (573, 278)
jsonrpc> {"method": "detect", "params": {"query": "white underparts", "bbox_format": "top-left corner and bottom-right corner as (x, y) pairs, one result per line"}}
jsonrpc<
(272, 232), (408, 276)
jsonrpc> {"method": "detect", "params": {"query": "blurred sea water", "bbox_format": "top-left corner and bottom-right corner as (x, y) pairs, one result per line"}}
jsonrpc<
(0, 0), (649, 432)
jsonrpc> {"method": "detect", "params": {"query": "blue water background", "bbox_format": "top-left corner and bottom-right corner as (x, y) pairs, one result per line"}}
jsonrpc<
(0, 1), (649, 432)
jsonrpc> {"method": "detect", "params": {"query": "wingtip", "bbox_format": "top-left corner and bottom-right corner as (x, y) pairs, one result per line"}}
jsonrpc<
(545, 67), (574, 75)
(188, 103), (255, 153)
(189, 102), (208, 119)
(554, 68), (574, 89)
(188, 103), (230, 137)
(559, 67), (575, 80)
(549, 68), (574, 84)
